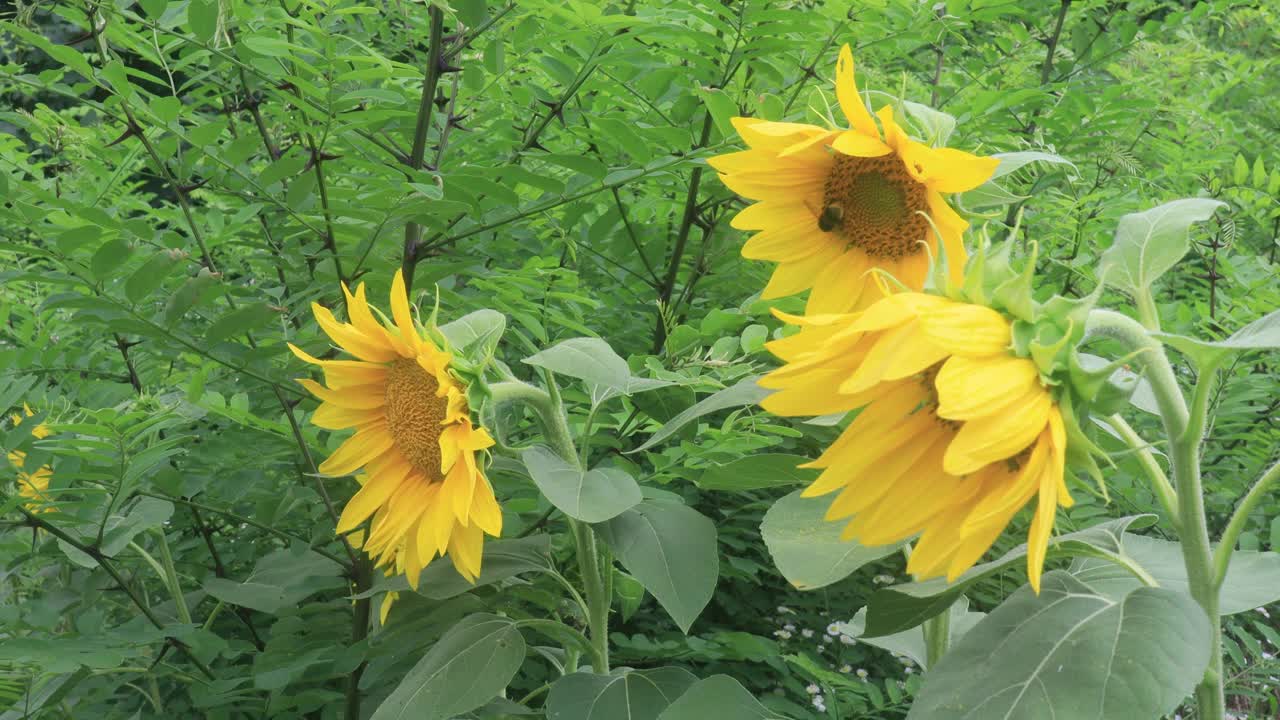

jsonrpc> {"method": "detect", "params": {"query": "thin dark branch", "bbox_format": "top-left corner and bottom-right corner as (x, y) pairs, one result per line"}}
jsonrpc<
(402, 5), (447, 292)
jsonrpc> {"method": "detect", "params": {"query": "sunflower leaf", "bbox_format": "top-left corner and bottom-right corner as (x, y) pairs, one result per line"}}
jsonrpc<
(370, 614), (526, 720)
(657, 675), (789, 720)
(906, 572), (1210, 720)
(1098, 198), (1226, 296)
(545, 667), (698, 720)
(522, 446), (642, 523)
(1071, 534), (1280, 615)
(597, 498), (718, 633)
(762, 490), (905, 591)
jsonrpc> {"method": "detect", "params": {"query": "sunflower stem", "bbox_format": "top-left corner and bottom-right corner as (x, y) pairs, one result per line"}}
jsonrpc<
(922, 608), (950, 669)
(1214, 459), (1280, 588)
(1086, 309), (1223, 720)
(488, 379), (611, 673)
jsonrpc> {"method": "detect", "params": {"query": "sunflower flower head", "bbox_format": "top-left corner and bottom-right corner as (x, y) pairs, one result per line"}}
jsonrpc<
(759, 251), (1104, 593)
(709, 44), (999, 314)
(291, 271), (501, 620)
(8, 403), (54, 513)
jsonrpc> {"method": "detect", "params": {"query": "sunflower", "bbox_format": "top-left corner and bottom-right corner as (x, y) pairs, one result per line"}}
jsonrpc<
(708, 45), (999, 314)
(9, 403), (54, 513)
(759, 291), (1072, 592)
(290, 271), (501, 617)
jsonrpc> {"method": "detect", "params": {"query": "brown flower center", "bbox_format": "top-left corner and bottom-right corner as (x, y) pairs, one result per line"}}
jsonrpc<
(821, 153), (929, 259)
(384, 357), (449, 477)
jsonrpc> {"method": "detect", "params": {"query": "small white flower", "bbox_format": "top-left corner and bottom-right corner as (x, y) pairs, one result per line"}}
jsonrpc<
(813, 697), (826, 712)
(826, 623), (841, 636)
(773, 630), (792, 640)
(856, 668), (869, 679)
(783, 623), (796, 632)
(905, 667), (915, 675)
(1257, 607), (1270, 618)
(897, 680), (906, 689)
(839, 664), (852, 674)
(822, 635), (833, 644)
(801, 628), (815, 638)
(805, 684), (820, 695)
(874, 574), (895, 584)
(839, 634), (856, 645)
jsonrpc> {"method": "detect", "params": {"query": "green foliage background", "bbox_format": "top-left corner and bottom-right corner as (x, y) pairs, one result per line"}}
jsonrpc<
(1, 0), (1277, 718)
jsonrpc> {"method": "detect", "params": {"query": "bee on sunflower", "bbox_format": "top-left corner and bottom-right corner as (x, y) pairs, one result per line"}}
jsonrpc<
(290, 271), (501, 621)
(759, 245), (1103, 592)
(9, 403), (54, 513)
(709, 45), (999, 314)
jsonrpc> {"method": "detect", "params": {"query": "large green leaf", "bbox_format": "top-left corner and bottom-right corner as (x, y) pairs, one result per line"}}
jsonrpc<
(523, 337), (631, 393)
(439, 309), (506, 358)
(1098, 198), (1226, 295)
(657, 675), (787, 720)
(370, 614), (526, 720)
(1154, 308), (1280, 367)
(522, 446), (642, 523)
(1071, 533), (1280, 615)
(761, 490), (904, 591)
(597, 499), (718, 633)
(906, 572), (1211, 720)
(99, 497), (175, 557)
(630, 377), (770, 453)
(545, 667), (697, 720)
(864, 515), (1156, 636)
(698, 454), (815, 492)
(202, 545), (345, 613)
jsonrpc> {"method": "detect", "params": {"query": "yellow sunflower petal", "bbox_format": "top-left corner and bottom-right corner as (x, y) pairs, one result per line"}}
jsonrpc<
(312, 303), (398, 363)
(1025, 454), (1060, 594)
(390, 270), (422, 356)
(297, 379), (386, 410)
(468, 477), (503, 537)
(336, 461), (412, 533)
(448, 522), (485, 582)
(761, 248), (843, 299)
(831, 130), (893, 158)
(318, 424), (394, 476)
(944, 387), (1052, 475)
(917, 146), (1000, 193)
(834, 44), (879, 137)
(918, 302), (1011, 356)
(805, 250), (872, 315)
(729, 201), (810, 231)
(934, 354), (1040, 421)
(312, 403), (385, 431)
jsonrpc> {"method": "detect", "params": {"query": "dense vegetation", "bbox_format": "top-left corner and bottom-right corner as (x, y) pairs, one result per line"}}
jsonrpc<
(1, 1), (1277, 718)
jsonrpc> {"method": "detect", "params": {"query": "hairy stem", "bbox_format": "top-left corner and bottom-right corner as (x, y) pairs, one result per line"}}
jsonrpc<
(1087, 308), (1222, 719)
(488, 380), (610, 672)
(1214, 459), (1280, 587)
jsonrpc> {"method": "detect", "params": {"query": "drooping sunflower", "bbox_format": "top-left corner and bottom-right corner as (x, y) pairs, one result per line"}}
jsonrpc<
(291, 271), (501, 618)
(760, 291), (1072, 592)
(708, 45), (999, 314)
(9, 403), (54, 513)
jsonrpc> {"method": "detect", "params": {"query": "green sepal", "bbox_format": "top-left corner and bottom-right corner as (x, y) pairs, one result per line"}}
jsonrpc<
(1069, 351), (1143, 417)
(959, 229), (991, 305)
(990, 241), (1038, 323)
(1029, 319), (1074, 379)
(1027, 283), (1101, 379)
(1058, 391), (1110, 502)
